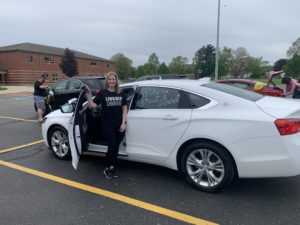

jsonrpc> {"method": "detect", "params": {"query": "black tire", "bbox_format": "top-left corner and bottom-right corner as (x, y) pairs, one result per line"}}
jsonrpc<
(180, 141), (235, 192)
(48, 126), (71, 160)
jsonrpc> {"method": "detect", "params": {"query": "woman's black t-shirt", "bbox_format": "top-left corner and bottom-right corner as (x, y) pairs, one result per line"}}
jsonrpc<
(93, 89), (127, 127)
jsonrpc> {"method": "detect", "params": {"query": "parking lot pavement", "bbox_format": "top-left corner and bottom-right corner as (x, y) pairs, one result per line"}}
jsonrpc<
(0, 142), (216, 225)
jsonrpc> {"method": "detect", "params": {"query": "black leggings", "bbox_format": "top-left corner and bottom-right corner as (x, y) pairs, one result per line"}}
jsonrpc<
(101, 124), (125, 167)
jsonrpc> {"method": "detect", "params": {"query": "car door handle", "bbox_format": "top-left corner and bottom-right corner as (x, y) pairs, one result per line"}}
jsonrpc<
(162, 115), (178, 121)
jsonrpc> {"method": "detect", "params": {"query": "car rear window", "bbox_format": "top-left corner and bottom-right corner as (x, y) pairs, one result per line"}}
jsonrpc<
(81, 78), (104, 90)
(203, 82), (263, 102)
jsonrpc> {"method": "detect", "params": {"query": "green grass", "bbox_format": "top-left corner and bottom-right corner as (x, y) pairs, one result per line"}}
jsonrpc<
(0, 86), (8, 91)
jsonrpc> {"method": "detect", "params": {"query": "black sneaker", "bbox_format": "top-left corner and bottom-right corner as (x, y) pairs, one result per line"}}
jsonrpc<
(103, 168), (114, 180)
(111, 168), (120, 178)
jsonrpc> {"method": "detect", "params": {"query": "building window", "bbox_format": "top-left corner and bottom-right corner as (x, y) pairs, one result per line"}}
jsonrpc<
(52, 74), (58, 81)
(42, 73), (49, 80)
(44, 56), (54, 64)
(106, 63), (112, 69)
(90, 61), (97, 67)
(27, 56), (33, 63)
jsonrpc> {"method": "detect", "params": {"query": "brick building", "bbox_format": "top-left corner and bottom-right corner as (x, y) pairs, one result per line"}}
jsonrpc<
(0, 43), (116, 84)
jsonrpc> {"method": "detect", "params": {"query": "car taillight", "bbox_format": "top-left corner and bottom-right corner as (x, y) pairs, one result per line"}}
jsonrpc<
(275, 119), (300, 135)
(95, 89), (101, 94)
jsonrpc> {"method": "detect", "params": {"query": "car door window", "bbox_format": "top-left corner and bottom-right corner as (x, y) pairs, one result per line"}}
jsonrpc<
(184, 92), (211, 108)
(53, 80), (68, 91)
(68, 80), (82, 90)
(82, 78), (104, 90)
(134, 87), (184, 109)
(121, 87), (135, 105)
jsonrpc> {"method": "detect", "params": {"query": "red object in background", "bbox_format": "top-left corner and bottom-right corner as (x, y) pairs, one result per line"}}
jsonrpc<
(217, 79), (285, 97)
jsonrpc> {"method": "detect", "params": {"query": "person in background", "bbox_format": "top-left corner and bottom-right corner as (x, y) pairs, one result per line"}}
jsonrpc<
(33, 75), (48, 122)
(85, 71), (127, 179)
(266, 70), (284, 87)
(281, 77), (300, 98)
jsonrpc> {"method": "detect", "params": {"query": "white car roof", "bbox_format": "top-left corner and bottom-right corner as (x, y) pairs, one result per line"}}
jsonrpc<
(121, 79), (210, 89)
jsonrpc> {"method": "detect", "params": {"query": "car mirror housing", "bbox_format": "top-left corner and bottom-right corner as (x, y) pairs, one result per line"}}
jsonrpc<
(68, 98), (77, 105)
(49, 90), (54, 96)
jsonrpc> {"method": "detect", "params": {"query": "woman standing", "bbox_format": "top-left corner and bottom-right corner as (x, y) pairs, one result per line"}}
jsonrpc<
(86, 71), (127, 179)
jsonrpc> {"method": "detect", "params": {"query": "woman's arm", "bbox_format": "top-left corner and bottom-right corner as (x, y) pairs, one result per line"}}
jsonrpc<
(119, 105), (128, 132)
(85, 86), (97, 109)
(122, 105), (128, 123)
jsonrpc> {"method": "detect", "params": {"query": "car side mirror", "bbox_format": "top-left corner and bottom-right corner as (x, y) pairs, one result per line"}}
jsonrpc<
(60, 104), (75, 113)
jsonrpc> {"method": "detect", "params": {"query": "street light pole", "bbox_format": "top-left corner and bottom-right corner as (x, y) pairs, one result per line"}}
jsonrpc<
(214, 0), (221, 80)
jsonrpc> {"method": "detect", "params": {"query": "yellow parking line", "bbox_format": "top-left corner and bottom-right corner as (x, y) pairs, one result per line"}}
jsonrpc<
(0, 160), (217, 225)
(0, 140), (44, 154)
(0, 115), (38, 123)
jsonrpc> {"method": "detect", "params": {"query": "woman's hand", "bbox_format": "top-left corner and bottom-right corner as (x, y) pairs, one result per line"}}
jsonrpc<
(119, 123), (126, 132)
(85, 85), (91, 93)
(85, 85), (93, 99)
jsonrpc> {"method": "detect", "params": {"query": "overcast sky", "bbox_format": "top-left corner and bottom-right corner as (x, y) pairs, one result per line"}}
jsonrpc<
(1, 0), (299, 66)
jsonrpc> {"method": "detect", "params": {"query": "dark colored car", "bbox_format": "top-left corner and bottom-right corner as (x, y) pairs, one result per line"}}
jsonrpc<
(34, 76), (105, 113)
(217, 79), (285, 97)
(135, 74), (188, 81)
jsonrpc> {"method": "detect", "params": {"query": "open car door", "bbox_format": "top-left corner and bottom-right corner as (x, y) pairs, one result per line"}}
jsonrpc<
(68, 88), (89, 169)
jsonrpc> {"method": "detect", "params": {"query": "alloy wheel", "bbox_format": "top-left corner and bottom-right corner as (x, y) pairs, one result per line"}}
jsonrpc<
(50, 129), (69, 158)
(186, 148), (225, 187)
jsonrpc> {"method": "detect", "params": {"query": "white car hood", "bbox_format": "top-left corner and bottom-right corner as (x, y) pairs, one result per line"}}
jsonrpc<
(256, 96), (300, 118)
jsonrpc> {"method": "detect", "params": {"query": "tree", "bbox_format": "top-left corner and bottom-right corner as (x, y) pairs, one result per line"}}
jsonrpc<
(273, 59), (287, 71)
(287, 37), (300, 57)
(158, 62), (169, 74)
(193, 44), (215, 79)
(111, 53), (133, 80)
(168, 56), (189, 74)
(245, 57), (265, 78)
(284, 55), (300, 78)
(146, 53), (160, 74)
(129, 66), (137, 79)
(230, 47), (249, 77)
(60, 48), (78, 77)
(218, 47), (233, 78)
(136, 65), (146, 77)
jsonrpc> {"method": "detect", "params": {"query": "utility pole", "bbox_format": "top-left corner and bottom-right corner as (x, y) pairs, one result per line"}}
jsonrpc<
(214, 0), (221, 80)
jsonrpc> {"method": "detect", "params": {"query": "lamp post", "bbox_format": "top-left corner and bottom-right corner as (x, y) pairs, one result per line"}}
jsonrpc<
(214, 0), (221, 80)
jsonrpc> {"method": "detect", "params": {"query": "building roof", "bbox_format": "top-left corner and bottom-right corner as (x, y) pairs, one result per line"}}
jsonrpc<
(0, 42), (114, 63)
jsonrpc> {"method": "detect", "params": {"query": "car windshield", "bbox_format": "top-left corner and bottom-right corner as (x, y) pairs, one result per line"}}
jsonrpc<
(203, 82), (264, 102)
(80, 78), (104, 89)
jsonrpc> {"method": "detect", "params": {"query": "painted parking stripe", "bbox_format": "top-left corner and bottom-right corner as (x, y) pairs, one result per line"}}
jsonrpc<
(0, 140), (44, 154)
(0, 159), (217, 225)
(0, 115), (38, 123)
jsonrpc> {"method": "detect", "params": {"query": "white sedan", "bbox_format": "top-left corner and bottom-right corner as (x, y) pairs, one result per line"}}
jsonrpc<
(42, 79), (300, 192)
